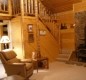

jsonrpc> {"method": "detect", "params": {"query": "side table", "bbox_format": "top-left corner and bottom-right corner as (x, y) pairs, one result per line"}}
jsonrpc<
(33, 57), (49, 73)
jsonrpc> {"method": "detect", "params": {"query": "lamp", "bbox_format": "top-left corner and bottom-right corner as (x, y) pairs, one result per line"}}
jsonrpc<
(0, 35), (10, 49)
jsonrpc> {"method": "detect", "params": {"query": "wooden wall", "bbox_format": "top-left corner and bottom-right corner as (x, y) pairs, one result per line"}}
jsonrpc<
(10, 16), (24, 59)
(9, 16), (59, 62)
(74, 0), (86, 12)
(38, 20), (59, 61)
(9, 11), (76, 61)
(56, 11), (75, 54)
(22, 17), (59, 62)
(56, 11), (74, 25)
(22, 17), (37, 59)
(55, 0), (86, 57)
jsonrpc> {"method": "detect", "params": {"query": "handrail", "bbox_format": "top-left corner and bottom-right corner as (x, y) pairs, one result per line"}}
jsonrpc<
(37, 0), (59, 40)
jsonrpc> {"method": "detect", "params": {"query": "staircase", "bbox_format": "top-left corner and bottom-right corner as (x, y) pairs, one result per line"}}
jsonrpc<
(38, 0), (59, 41)
(38, 0), (72, 62)
(56, 50), (73, 62)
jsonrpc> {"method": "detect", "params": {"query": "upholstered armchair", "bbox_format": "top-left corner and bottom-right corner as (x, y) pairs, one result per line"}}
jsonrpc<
(0, 49), (33, 79)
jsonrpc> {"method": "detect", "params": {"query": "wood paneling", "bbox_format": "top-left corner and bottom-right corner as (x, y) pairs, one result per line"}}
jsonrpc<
(21, 17), (59, 62)
(74, 1), (86, 12)
(55, 11), (75, 54)
(41, 0), (82, 13)
(60, 29), (75, 51)
(56, 11), (74, 24)
(11, 16), (24, 59)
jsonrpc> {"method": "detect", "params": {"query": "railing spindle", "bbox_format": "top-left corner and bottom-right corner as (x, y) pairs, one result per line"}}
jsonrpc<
(11, 0), (21, 16)
(23, 0), (35, 16)
(0, 0), (8, 13)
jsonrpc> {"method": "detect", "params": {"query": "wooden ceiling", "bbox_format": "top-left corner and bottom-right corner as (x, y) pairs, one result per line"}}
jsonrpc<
(41, 0), (82, 13)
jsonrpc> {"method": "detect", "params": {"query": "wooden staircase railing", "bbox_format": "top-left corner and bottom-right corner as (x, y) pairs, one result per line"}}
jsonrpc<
(23, 0), (35, 16)
(11, 0), (36, 16)
(37, 0), (59, 40)
(11, 0), (21, 16)
(0, 0), (8, 13)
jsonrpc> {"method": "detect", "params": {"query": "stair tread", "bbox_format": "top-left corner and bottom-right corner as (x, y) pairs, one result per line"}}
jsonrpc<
(56, 53), (72, 62)
(58, 53), (70, 58)
(56, 57), (69, 60)
(56, 58), (68, 61)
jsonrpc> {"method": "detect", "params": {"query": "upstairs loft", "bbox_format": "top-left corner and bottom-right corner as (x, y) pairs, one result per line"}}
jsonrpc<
(0, 0), (35, 19)
(0, 0), (57, 21)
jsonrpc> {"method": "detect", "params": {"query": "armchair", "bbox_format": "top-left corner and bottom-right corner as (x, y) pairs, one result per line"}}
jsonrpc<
(0, 50), (33, 79)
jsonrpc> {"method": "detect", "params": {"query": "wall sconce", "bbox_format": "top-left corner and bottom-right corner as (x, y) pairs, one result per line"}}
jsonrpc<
(0, 35), (10, 49)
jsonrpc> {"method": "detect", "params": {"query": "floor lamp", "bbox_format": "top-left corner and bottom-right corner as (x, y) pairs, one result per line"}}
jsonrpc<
(0, 35), (10, 49)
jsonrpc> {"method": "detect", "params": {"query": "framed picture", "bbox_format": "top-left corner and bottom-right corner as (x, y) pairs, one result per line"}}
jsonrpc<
(27, 24), (33, 32)
(39, 29), (46, 36)
(28, 33), (34, 43)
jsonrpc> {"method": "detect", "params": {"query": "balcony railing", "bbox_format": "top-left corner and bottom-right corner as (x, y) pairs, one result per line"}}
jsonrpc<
(11, 0), (21, 16)
(23, 0), (35, 16)
(0, 0), (8, 13)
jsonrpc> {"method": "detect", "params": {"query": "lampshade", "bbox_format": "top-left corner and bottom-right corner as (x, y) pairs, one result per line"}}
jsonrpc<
(0, 35), (10, 43)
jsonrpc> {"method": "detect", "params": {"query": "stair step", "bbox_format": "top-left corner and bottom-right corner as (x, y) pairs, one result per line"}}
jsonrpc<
(56, 53), (72, 62)
(56, 57), (68, 62)
(58, 54), (70, 58)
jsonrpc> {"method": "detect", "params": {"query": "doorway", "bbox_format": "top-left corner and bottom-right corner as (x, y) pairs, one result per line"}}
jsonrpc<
(0, 20), (10, 50)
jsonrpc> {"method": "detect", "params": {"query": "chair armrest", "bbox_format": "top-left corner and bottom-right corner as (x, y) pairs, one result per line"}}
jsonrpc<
(8, 63), (25, 66)
(6, 63), (26, 70)
(20, 59), (32, 63)
(12, 63), (25, 65)
(6, 63), (26, 77)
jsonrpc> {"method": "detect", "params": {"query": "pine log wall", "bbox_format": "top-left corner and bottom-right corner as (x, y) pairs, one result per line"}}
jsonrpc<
(0, 0), (86, 62)
(55, 11), (75, 54)
(22, 17), (59, 62)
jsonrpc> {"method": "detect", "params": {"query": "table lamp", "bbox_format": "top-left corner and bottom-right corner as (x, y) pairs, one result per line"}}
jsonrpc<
(0, 35), (10, 49)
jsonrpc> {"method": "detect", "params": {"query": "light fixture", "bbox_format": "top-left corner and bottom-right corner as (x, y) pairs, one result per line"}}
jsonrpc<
(0, 35), (10, 49)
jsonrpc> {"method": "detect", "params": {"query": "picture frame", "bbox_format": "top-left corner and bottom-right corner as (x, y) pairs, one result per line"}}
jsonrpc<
(27, 24), (33, 32)
(39, 29), (46, 36)
(28, 33), (34, 43)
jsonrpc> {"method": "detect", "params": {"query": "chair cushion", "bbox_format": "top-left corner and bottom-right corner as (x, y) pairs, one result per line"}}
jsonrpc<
(8, 58), (21, 63)
(2, 50), (17, 60)
(25, 63), (33, 71)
